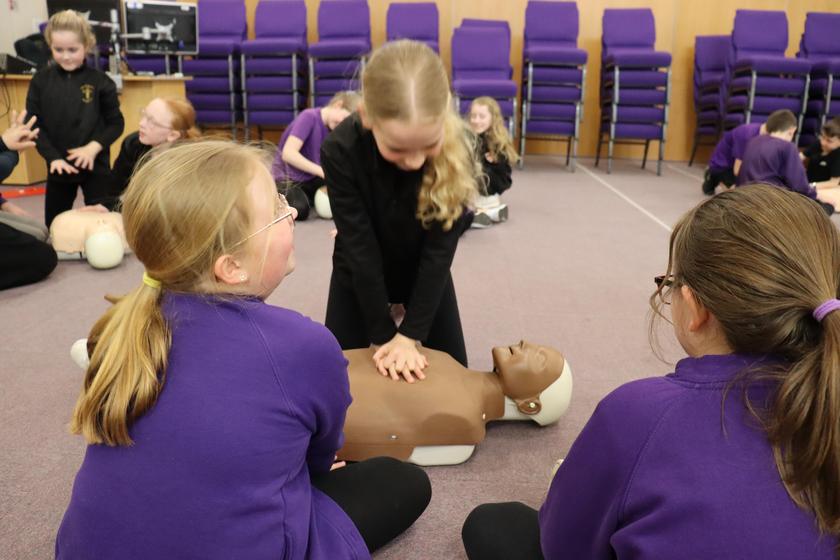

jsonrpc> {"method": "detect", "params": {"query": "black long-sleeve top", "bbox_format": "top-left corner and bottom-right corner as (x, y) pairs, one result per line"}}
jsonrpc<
(321, 113), (470, 345)
(101, 131), (151, 210)
(25, 63), (124, 180)
(477, 132), (512, 196)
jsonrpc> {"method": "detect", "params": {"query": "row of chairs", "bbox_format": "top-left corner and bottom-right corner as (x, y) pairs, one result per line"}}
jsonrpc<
(690, 10), (840, 164)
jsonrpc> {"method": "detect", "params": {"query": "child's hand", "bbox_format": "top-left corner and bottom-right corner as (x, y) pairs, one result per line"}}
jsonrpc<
(484, 152), (497, 163)
(1, 110), (39, 151)
(50, 159), (79, 175)
(66, 142), (103, 171)
(372, 333), (429, 383)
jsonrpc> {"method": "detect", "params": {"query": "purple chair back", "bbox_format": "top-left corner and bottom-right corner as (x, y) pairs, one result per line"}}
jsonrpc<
(731, 10), (787, 58)
(199, 0), (247, 39)
(254, 0), (306, 41)
(694, 35), (729, 78)
(525, 1), (578, 48)
(461, 18), (511, 52)
(452, 26), (510, 80)
(602, 9), (656, 53)
(800, 12), (840, 60)
(318, 0), (371, 40)
(386, 3), (438, 43)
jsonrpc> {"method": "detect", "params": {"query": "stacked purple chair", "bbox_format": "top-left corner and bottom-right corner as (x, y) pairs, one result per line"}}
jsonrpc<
(720, 10), (811, 139)
(240, 0), (308, 141)
(689, 35), (730, 166)
(124, 55), (173, 75)
(308, 0), (371, 107)
(596, 9), (671, 175)
(386, 3), (439, 53)
(451, 23), (518, 137)
(796, 12), (840, 147)
(520, 1), (587, 171)
(182, 0), (247, 136)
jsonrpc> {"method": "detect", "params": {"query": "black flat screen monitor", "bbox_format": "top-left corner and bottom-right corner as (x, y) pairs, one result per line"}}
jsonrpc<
(47, 0), (121, 46)
(123, 1), (198, 55)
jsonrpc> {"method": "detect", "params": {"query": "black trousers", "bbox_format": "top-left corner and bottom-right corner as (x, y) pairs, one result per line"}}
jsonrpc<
(0, 222), (58, 290)
(45, 173), (111, 228)
(311, 456), (431, 553)
(462, 502), (544, 560)
(703, 167), (737, 194)
(325, 270), (468, 366)
(276, 178), (323, 222)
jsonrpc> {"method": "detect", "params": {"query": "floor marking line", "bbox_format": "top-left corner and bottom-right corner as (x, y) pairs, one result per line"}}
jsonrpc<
(665, 163), (704, 181)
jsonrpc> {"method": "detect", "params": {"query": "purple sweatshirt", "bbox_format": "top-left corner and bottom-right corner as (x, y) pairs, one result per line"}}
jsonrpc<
(272, 108), (329, 184)
(737, 134), (816, 198)
(540, 354), (836, 559)
(708, 122), (761, 172)
(56, 293), (368, 560)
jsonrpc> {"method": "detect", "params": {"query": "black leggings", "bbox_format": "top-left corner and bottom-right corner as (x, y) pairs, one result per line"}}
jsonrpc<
(311, 456), (431, 553)
(462, 502), (544, 560)
(45, 173), (111, 227)
(0, 222), (58, 290)
(325, 271), (468, 366)
(276, 178), (323, 221)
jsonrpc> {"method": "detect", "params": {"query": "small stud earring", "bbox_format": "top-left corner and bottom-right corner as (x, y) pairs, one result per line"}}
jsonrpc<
(240, 274), (248, 282)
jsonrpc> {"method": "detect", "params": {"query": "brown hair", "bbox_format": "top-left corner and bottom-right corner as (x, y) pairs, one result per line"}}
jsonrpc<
(71, 141), (271, 446)
(470, 96), (519, 165)
(651, 184), (840, 549)
(160, 97), (200, 140)
(45, 9), (97, 53)
(328, 90), (361, 113)
(765, 109), (798, 134)
(822, 117), (840, 140)
(361, 40), (479, 230)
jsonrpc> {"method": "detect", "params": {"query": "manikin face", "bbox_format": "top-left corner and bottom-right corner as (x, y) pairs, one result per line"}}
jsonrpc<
(370, 117), (445, 171)
(820, 133), (840, 155)
(241, 166), (297, 299)
(50, 30), (87, 72)
(469, 103), (492, 135)
(138, 99), (181, 147)
(491, 340), (565, 401)
(324, 106), (352, 130)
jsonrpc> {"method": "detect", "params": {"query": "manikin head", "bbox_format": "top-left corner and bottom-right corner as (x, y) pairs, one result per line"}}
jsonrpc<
(138, 97), (198, 147)
(491, 340), (568, 423)
(49, 209), (129, 269)
(45, 10), (95, 72)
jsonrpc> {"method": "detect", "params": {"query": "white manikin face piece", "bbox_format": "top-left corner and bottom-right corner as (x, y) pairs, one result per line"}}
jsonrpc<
(85, 228), (125, 269)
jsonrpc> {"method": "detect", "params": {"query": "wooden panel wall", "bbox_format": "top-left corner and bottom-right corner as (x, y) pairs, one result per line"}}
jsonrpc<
(238, 0), (840, 162)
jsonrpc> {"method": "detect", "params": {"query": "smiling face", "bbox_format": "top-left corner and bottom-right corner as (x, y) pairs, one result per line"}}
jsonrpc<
(368, 116), (445, 171)
(138, 99), (181, 147)
(50, 30), (87, 72)
(469, 103), (492, 135)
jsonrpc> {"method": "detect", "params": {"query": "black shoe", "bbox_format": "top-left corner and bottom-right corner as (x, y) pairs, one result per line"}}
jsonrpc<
(701, 168), (715, 196)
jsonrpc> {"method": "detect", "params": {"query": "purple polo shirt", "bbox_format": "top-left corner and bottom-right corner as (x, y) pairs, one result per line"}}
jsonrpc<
(540, 354), (836, 559)
(56, 293), (368, 560)
(737, 134), (816, 198)
(709, 122), (762, 171)
(272, 108), (329, 184)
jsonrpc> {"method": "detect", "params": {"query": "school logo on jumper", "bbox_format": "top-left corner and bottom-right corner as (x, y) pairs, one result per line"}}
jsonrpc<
(80, 84), (95, 103)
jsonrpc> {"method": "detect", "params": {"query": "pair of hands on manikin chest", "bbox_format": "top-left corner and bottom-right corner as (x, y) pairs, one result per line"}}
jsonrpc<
(373, 331), (429, 384)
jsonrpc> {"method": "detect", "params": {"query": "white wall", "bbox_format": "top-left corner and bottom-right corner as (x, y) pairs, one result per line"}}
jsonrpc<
(0, 1), (48, 55)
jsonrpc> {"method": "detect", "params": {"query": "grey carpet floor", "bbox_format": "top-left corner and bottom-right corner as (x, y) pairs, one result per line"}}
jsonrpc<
(2, 156), (788, 559)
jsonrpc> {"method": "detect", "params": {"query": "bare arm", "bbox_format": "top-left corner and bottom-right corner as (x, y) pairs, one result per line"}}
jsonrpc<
(814, 178), (840, 190)
(282, 135), (324, 179)
(733, 159), (742, 176)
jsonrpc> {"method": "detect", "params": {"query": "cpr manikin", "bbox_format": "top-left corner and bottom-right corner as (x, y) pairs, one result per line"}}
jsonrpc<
(71, 339), (572, 466)
(50, 209), (129, 269)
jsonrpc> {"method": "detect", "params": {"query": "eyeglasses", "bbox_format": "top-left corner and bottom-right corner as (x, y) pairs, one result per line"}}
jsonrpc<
(231, 194), (295, 249)
(139, 109), (172, 130)
(654, 274), (676, 305)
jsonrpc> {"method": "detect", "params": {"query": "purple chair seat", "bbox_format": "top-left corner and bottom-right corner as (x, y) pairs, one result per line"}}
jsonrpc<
(801, 116), (822, 131)
(697, 74), (724, 90)
(730, 75), (808, 95)
(733, 56), (811, 75)
(726, 95), (801, 113)
(609, 106), (666, 123)
(315, 77), (359, 92)
(247, 111), (296, 126)
(604, 89), (667, 106)
(811, 60), (840, 75)
(530, 67), (583, 84)
(245, 58), (302, 75)
(196, 109), (238, 124)
(247, 94), (297, 109)
(524, 45), (587, 65)
(697, 109), (720, 122)
(452, 79), (517, 98)
(528, 103), (577, 120)
(697, 93), (720, 109)
(530, 86), (582, 103)
(723, 113), (770, 128)
(601, 122), (663, 139)
(200, 37), (242, 56)
(525, 120), (576, 136)
(806, 100), (835, 115)
(241, 38), (306, 55)
(604, 50), (671, 68)
(246, 76), (296, 92)
(182, 59), (240, 75)
(313, 59), (362, 76)
(810, 79), (840, 98)
(190, 93), (242, 109)
(187, 77), (241, 93)
(308, 39), (370, 58)
(696, 124), (719, 135)
(602, 70), (667, 88)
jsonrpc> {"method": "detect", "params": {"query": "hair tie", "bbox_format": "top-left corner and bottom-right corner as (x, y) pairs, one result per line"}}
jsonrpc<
(813, 299), (840, 322)
(142, 272), (162, 290)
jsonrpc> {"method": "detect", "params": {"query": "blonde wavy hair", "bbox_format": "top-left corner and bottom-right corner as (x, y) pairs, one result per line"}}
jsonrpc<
(45, 9), (97, 54)
(471, 96), (520, 165)
(361, 40), (479, 230)
(70, 141), (271, 446)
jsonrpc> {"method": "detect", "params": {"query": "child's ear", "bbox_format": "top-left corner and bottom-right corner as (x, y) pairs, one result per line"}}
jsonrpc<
(214, 254), (247, 286)
(358, 103), (371, 128)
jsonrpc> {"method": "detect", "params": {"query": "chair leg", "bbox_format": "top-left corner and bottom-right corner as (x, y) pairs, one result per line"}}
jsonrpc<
(688, 134), (699, 167)
(565, 137), (572, 166)
(570, 136), (577, 173)
(607, 135), (615, 174)
(518, 106), (526, 170)
(595, 132), (603, 167)
(642, 139), (650, 170)
(657, 140), (664, 176)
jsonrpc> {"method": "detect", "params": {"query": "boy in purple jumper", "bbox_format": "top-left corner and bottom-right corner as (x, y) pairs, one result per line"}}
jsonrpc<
(462, 185), (840, 559)
(701, 109), (795, 195)
(273, 91), (360, 220)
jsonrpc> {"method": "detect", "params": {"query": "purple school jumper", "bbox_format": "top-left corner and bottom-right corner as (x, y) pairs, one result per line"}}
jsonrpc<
(272, 108), (329, 183)
(539, 354), (836, 559)
(56, 293), (369, 560)
(708, 122), (761, 172)
(737, 134), (816, 198)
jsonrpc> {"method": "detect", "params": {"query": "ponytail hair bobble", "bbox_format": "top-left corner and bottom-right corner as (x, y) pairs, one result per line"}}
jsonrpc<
(812, 299), (840, 322)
